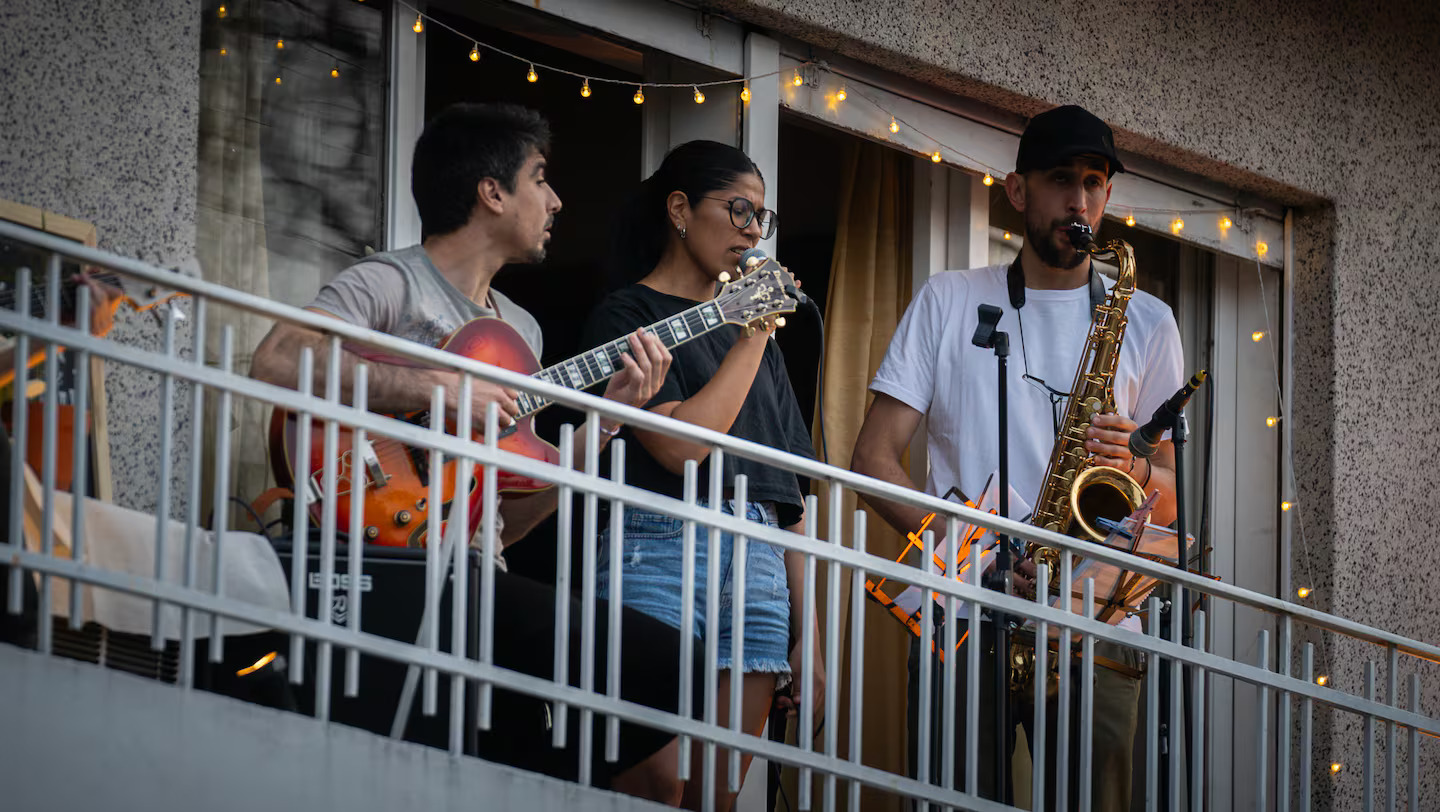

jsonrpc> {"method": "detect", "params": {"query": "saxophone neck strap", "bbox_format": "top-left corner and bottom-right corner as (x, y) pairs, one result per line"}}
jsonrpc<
(1006, 253), (1105, 312)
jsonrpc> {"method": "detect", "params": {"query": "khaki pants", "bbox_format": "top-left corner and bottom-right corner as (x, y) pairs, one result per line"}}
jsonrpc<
(907, 620), (1143, 811)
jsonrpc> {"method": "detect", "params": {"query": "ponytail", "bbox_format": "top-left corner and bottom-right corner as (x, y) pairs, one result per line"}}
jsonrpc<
(608, 140), (762, 282)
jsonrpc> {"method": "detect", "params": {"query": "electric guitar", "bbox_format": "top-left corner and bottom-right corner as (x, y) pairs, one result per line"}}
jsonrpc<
(269, 255), (801, 548)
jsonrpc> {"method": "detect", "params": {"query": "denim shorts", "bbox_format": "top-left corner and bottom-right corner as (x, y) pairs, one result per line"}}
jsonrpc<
(597, 500), (792, 674)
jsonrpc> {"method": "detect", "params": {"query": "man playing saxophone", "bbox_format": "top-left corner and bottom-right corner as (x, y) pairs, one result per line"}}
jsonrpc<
(851, 105), (1184, 810)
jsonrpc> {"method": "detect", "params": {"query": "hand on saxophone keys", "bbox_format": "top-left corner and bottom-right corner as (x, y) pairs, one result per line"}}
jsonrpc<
(1085, 412), (1140, 469)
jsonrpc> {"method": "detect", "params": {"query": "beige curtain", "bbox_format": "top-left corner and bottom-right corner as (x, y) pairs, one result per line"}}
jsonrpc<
(781, 140), (915, 811)
(196, 16), (274, 522)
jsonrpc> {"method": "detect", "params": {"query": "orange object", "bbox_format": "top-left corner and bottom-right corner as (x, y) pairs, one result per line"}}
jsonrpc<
(3, 401), (88, 492)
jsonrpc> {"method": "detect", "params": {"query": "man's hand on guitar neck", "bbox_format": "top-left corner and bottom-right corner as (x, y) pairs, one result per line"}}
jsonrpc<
(596, 328), (671, 432)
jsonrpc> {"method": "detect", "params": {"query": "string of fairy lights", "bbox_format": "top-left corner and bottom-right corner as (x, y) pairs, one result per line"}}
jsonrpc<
(215, 0), (1329, 692)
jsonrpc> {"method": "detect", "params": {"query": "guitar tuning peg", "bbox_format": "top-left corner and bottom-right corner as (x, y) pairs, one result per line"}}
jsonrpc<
(744, 324), (756, 338)
(718, 271), (731, 283)
(775, 317), (786, 328)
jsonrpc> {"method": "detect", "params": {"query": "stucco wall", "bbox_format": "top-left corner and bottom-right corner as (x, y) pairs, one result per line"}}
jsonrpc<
(711, 0), (1439, 806)
(2, 0), (1435, 806)
(0, 0), (200, 517)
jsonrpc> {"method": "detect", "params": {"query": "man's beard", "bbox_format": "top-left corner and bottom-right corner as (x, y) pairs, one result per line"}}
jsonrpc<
(521, 220), (554, 264)
(1025, 214), (1090, 270)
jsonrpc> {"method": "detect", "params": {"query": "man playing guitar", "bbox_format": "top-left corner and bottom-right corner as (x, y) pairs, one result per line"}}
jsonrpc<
(250, 103), (690, 804)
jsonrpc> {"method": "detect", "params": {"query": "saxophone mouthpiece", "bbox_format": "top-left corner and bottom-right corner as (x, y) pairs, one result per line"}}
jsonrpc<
(1065, 223), (1096, 250)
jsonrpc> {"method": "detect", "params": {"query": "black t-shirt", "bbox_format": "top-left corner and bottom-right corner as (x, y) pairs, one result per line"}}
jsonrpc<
(581, 283), (814, 528)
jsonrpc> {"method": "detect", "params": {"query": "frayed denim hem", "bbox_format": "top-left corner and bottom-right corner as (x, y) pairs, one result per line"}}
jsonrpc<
(716, 657), (792, 674)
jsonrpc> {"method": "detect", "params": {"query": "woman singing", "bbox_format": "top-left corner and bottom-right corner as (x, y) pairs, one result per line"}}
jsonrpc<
(581, 140), (822, 810)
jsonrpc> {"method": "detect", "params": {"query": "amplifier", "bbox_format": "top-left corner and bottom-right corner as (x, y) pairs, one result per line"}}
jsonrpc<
(271, 542), (482, 754)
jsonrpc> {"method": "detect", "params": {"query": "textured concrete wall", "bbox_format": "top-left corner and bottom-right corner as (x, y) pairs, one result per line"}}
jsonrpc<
(0, 0), (200, 516)
(0, 648), (664, 812)
(710, 0), (1440, 806)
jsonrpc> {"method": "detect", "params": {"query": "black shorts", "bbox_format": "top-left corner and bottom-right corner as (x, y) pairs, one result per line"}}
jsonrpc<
(472, 570), (702, 788)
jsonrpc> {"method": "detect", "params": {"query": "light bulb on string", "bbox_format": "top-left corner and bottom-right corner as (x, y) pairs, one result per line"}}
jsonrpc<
(1257, 241), (1270, 258)
(1220, 216), (1233, 230)
(1125, 214), (1136, 227)
(527, 64), (538, 83)
(1252, 330), (1266, 342)
(889, 118), (899, 133)
(276, 39), (284, 50)
(1330, 763), (1343, 774)
(792, 70), (803, 87)
(1003, 232), (1012, 241)
(412, 14), (423, 33)
(740, 85), (750, 103)
(470, 43), (480, 62)
(274, 75), (282, 85)
(931, 151), (942, 163)
(836, 86), (847, 101)
(580, 78), (591, 98)
(1171, 218), (1185, 235)
(983, 174), (994, 186)
(1281, 500), (1293, 512)
(633, 86), (645, 105)
(1297, 587), (1312, 599)
(693, 86), (705, 104)
(218, 5), (226, 18)
(1317, 675), (1329, 686)
(219, 47), (228, 56)
(1265, 416), (1279, 427)
(330, 66), (339, 78)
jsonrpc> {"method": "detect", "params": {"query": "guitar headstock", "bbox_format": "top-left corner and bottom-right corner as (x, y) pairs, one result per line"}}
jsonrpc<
(712, 253), (800, 331)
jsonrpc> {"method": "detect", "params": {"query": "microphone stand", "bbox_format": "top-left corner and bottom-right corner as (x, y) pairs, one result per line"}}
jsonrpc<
(1153, 403), (1195, 807)
(972, 312), (1013, 801)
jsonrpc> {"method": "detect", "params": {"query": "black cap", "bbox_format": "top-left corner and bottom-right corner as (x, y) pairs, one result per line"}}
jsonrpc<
(1015, 105), (1124, 177)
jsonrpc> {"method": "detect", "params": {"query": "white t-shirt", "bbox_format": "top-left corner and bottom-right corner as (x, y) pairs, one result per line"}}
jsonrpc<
(872, 265), (1184, 627)
(873, 264), (1183, 510)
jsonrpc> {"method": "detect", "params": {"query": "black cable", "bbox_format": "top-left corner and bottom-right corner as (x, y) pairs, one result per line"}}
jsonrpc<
(221, 495), (274, 544)
(811, 307), (829, 466)
(765, 713), (828, 812)
(1198, 364), (1216, 573)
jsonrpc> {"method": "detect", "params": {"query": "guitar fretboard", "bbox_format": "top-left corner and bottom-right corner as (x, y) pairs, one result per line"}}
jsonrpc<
(516, 299), (727, 417)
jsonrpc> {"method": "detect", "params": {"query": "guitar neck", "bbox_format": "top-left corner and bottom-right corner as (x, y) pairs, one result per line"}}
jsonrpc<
(516, 297), (730, 417)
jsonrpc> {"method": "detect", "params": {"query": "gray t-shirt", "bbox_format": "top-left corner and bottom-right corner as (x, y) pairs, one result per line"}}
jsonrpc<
(308, 245), (543, 357)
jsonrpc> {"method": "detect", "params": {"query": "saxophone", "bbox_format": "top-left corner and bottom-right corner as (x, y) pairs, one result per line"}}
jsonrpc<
(1025, 226), (1146, 585)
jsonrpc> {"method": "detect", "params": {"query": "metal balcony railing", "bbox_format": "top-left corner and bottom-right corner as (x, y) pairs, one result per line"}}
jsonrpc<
(0, 220), (1435, 811)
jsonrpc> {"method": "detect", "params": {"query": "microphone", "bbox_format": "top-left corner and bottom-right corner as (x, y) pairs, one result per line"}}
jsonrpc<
(1129, 370), (1208, 459)
(738, 247), (815, 310)
(971, 304), (1003, 349)
(738, 247), (768, 269)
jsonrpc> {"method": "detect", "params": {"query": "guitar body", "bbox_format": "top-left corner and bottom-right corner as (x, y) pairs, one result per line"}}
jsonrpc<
(269, 317), (559, 548)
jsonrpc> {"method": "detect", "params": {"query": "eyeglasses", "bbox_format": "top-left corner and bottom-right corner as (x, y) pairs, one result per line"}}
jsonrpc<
(702, 196), (779, 239)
